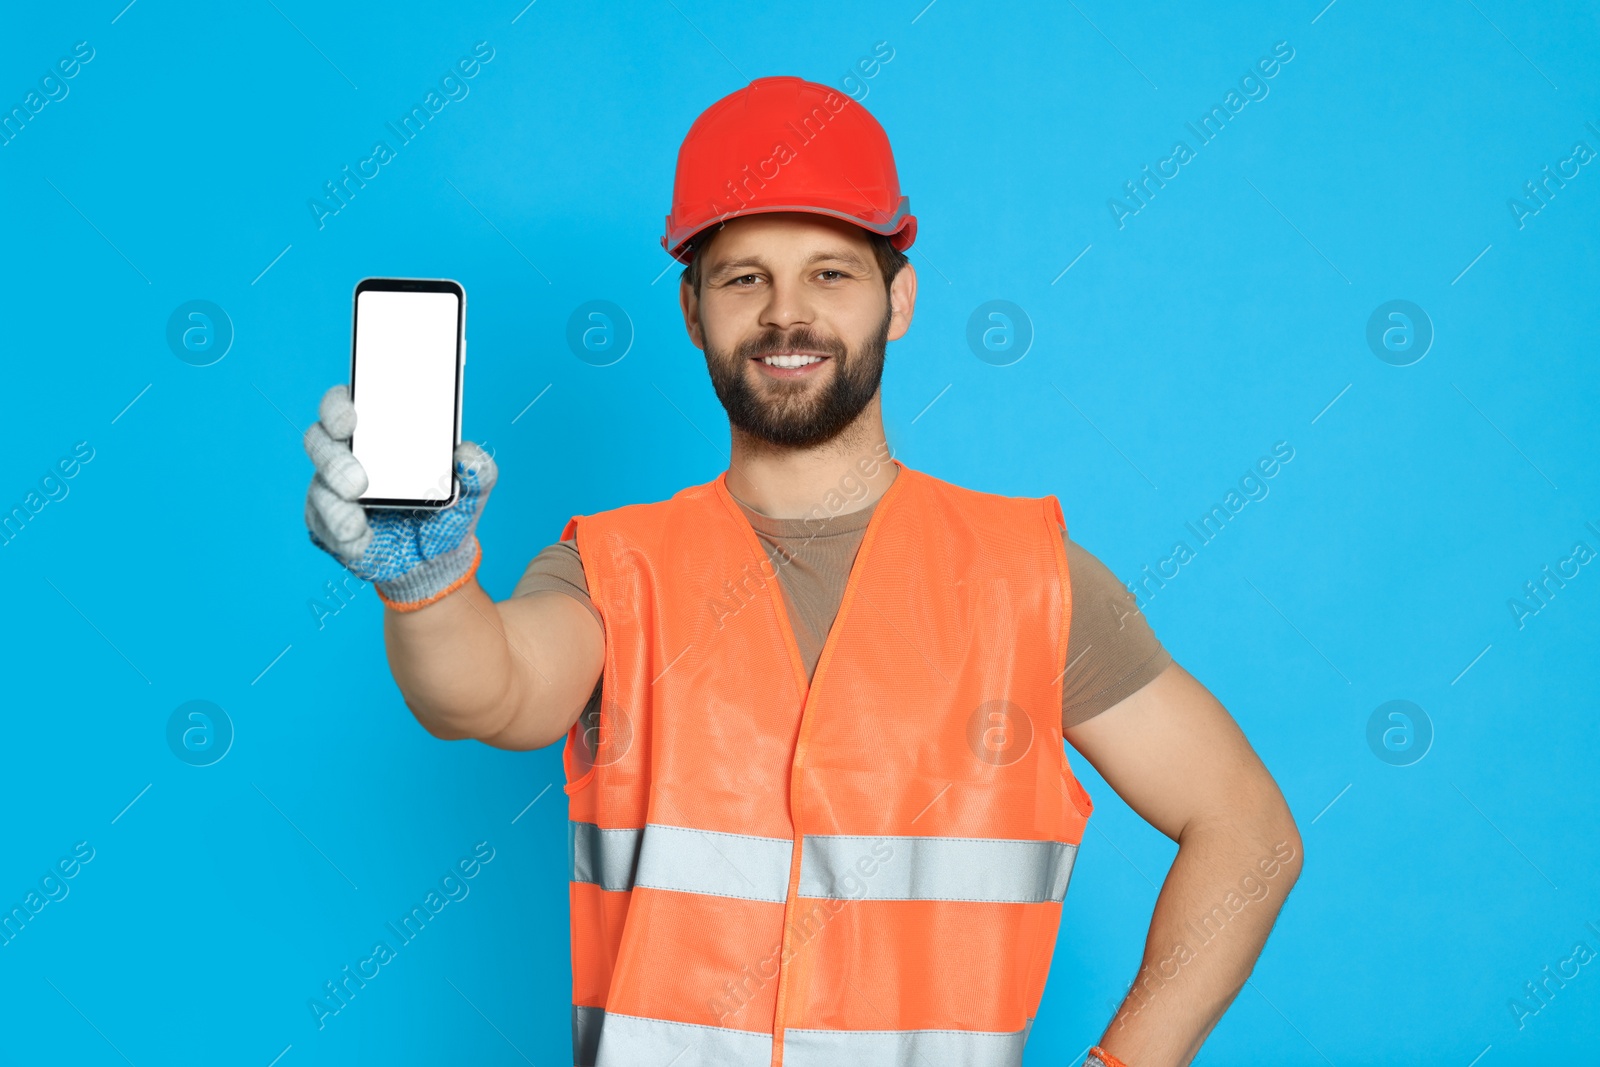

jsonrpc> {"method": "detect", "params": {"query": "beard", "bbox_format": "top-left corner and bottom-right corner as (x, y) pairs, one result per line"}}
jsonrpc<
(703, 303), (891, 451)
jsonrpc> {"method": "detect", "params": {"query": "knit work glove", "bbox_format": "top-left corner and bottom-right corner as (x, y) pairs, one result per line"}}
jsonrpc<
(1085, 1046), (1131, 1067)
(303, 384), (493, 611)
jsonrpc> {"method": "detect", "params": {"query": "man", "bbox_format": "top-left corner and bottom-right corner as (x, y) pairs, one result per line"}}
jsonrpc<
(303, 77), (1301, 1067)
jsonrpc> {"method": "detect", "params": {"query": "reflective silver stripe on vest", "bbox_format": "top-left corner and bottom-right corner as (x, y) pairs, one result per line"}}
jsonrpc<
(569, 821), (642, 891)
(593, 1010), (772, 1067)
(799, 835), (1078, 904)
(783, 1025), (1028, 1067)
(635, 823), (793, 903)
(573, 1005), (604, 1067)
(572, 823), (1079, 905)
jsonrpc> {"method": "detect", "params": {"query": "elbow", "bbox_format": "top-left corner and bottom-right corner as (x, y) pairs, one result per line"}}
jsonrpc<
(396, 658), (528, 743)
(489, 720), (571, 753)
(477, 713), (571, 753)
(1259, 795), (1304, 894)
(1274, 829), (1304, 896)
(1203, 787), (1303, 895)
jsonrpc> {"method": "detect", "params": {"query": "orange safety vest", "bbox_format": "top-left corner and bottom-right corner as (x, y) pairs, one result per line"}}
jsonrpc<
(560, 457), (1094, 1067)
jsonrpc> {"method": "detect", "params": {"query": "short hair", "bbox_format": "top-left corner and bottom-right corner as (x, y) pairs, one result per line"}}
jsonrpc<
(680, 225), (909, 297)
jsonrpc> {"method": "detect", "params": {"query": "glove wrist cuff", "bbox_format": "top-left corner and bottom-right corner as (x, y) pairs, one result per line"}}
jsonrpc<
(1086, 1047), (1132, 1067)
(375, 536), (482, 612)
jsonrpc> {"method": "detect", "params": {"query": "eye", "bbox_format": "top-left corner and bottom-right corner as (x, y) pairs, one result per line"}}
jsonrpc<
(730, 274), (761, 286)
(818, 270), (846, 281)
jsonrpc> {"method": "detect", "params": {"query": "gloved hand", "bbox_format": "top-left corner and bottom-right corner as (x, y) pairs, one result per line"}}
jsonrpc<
(303, 384), (495, 611)
(1085, 1047), (1132, 1067)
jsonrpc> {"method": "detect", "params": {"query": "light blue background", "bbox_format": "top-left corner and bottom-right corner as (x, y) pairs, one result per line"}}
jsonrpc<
(2, 1), (1596, 1064)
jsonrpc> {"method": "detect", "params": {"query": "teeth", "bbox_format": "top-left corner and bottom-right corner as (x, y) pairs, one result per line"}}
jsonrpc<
(761, 354), (824, 368)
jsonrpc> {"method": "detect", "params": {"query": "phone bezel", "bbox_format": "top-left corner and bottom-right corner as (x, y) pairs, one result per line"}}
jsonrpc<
(348, 276), (465, 510)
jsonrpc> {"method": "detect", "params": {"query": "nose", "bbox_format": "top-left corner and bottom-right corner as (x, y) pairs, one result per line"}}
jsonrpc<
(757, 272), (816, 334)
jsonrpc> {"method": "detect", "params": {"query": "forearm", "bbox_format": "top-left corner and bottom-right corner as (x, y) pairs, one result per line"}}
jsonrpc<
(1096, 818), (1303, 1066)
(382, 578), (526, 741)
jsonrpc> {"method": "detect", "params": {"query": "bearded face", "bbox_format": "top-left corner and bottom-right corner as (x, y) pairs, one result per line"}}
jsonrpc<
(701, 301), (892, 450)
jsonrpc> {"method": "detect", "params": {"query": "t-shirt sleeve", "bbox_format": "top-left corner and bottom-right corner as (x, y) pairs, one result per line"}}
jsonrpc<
(510, 537), (604, 631)
(1060, 535), (1173, 729)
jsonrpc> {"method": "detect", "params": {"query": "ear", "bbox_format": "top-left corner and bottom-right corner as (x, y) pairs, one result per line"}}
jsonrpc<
(886, 261), (917, 343)
(679, 276), (705, 351)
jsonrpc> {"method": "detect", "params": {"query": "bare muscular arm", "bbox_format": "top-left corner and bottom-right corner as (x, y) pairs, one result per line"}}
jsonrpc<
(1064, 662), (1304, 1067)
(383, 582), (604, 752)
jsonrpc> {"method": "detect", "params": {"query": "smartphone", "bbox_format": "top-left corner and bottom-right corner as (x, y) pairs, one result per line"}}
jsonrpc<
(348, 277), (465, 509)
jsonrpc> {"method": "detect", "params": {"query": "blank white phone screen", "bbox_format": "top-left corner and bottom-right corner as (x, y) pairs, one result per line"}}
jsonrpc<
(352, 289), (460, 504)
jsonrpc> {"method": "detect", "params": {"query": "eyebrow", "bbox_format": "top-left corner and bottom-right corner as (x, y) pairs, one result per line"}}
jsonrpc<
(705, 248), (873, 283)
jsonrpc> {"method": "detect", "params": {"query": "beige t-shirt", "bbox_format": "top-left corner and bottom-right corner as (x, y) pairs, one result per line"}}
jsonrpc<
(512, 490), (1171, 729)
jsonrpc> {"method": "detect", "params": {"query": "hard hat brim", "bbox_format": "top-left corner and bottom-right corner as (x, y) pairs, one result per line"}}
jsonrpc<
(662, 198), (916, 265)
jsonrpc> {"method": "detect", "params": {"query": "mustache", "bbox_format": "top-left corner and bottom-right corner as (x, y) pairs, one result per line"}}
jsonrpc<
(734, 327), (847, 361)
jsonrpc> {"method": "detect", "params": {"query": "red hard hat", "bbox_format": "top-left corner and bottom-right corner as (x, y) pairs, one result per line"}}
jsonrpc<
(661, 76), (916, 264)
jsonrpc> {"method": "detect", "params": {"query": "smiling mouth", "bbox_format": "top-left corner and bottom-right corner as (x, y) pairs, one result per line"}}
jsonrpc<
(751, 351), (831, 369)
